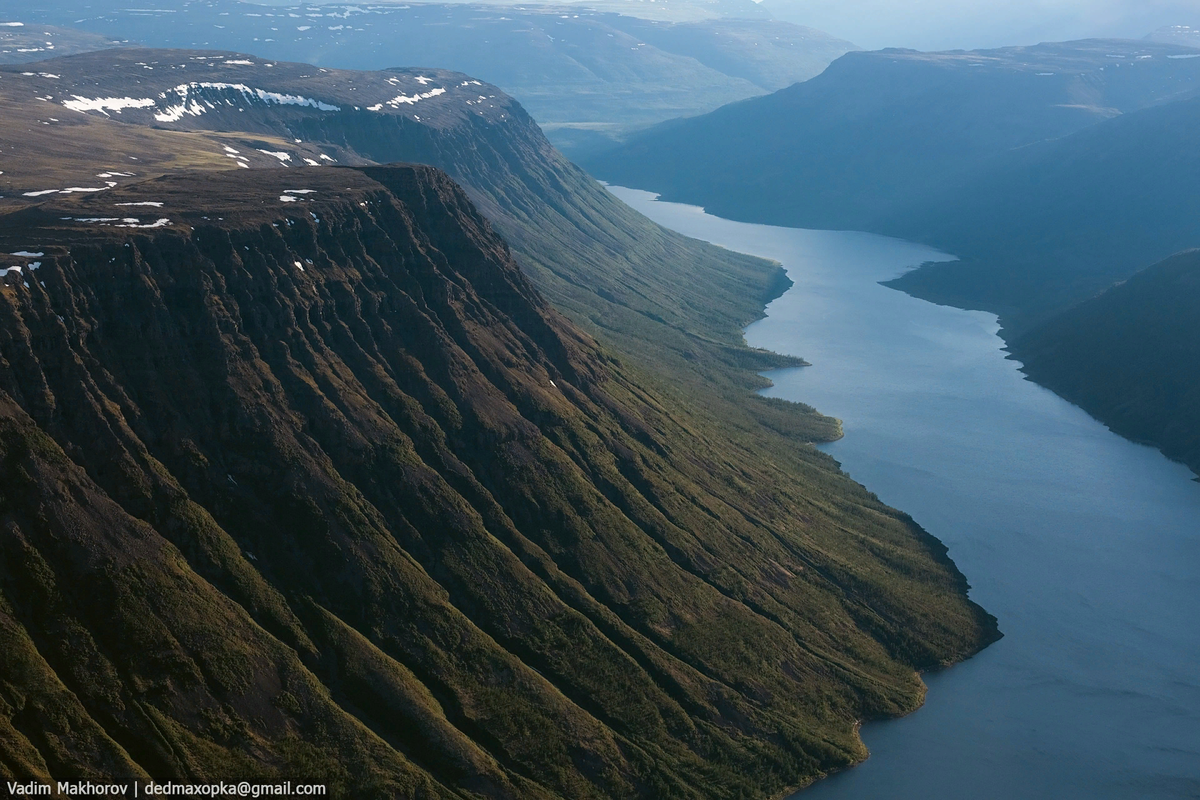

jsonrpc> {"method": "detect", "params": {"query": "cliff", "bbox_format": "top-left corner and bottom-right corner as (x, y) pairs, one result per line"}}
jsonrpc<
(0, 166), (997, 797)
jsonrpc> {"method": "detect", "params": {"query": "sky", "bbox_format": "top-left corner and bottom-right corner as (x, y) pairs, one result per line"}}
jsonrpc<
(761, 0), (1200, 51)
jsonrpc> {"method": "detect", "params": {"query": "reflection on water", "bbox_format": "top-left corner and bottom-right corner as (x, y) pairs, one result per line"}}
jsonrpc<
(609, 185), (1200, 800)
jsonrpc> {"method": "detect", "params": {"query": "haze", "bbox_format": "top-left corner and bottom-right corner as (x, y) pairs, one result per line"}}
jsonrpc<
(763, 0), (1200, 51)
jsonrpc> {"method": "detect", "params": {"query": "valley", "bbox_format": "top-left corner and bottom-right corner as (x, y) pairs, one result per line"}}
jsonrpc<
(2, 0), (1197, 794)
(615, 186), (1200, 800)
(0, 46), (998, 798)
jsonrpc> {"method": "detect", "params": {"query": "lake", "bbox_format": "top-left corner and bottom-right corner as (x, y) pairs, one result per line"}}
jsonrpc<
(608, 185), (1200, 800)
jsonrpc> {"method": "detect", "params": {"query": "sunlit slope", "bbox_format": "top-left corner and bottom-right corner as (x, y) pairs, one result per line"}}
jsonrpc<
(0, 48), (834, 436)
(0, 165), (998, 797)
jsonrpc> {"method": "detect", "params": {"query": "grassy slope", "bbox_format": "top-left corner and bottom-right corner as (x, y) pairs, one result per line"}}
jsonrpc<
(0, 167), (998, 797)
(0, 51), (999, 796)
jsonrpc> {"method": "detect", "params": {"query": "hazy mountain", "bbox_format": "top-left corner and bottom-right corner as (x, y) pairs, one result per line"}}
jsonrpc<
(1144, 24), (1200, 48)
(585, 38), (1200, 231)
(0, 53), (997, 796)
(584, 36), (1200, 479)
(1016, 250), (1200, 476)
(0, 22), (125, 63)
(883, 91), (1200, 334)
(3, 1), (856, 155)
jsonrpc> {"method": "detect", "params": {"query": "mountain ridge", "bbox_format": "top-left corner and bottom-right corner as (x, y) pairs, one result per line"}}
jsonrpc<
(0, 163), (998, 796)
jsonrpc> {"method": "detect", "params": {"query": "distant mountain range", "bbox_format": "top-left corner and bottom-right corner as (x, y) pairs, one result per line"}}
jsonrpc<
(2, 0), (857, 155)
(0, 22), (123, 63)
(586, 37), (1200, 476)
(586, 38), (1200, 235)
(1145, 24), (1200, 48)
(0, 48), (997, 795)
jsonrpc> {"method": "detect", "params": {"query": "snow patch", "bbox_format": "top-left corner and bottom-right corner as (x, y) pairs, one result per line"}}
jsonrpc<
(116, 202), (163, 207)
(62, 95), (156, 115)
(372, 87), (446, 109)
(11, 251), (43, 257)
(259, 150), (293, 163)
(152, 82), (340, 122)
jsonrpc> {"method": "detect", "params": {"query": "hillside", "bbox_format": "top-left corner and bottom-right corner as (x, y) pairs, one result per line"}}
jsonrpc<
(882, 92), (1200, 334)
(584, 39), (1200, 230)
(0, 22), (124, 63)
(0, 48), (811, 418)
(1016, 250), (1200, 477)
(0, 165), (997, 796)
(6, 2), (856, 155)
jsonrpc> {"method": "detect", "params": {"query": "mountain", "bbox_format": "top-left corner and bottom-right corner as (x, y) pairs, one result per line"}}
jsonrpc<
(1145, 24), (1200, 48)
(1016, 250), (1200, 476)
(5, 1), (856, 155)
(0, 22), (125, 63)
(882, 91), (1200, 334)
(0, 48), (805, 414)
(0, 163), (997, 795)
(584, 39), (1200, 230)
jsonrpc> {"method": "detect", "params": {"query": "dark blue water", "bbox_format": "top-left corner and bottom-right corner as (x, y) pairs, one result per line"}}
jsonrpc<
(609, 185), (1200, 800)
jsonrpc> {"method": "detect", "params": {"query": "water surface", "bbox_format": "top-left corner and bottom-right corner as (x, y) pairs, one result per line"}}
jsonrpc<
(608, 185), (1200, 800)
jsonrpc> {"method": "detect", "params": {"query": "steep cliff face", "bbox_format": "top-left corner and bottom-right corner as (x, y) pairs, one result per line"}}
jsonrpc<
(2, 49), (802, 406)
(0, 166), (996, 796)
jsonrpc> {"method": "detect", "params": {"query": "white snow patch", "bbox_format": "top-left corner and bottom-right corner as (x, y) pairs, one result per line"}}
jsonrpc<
(116, 202), (163, 207)
(224, 59), (255, 65)
(280, 195), (298, 202)
(153, 82), (340, 122)
(284, 189), (316, 194)
(293, 260), (305, 271)
(303, 158), (321, 166)
(115, 218), (170, 228)
(259, 150), (293, 163)
(0, 266), (22, 277)
(319, 154), (334, 161)
(60, 187), (108, 193)
(0, 22), (25, 26)
(11, 251), (44, 257)
(1168, 53), (1200, 59)
(372, 87), (445, 109)
(23, 190), (59, 197)
(62, 95), (156, 115)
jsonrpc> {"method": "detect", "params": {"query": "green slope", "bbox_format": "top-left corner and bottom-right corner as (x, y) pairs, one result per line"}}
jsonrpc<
(0, 166), (997, 797)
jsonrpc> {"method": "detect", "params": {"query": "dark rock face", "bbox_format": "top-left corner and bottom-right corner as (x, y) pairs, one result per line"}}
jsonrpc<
(1016, 249), (1200, 478)
(0, 166), (996, 797)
